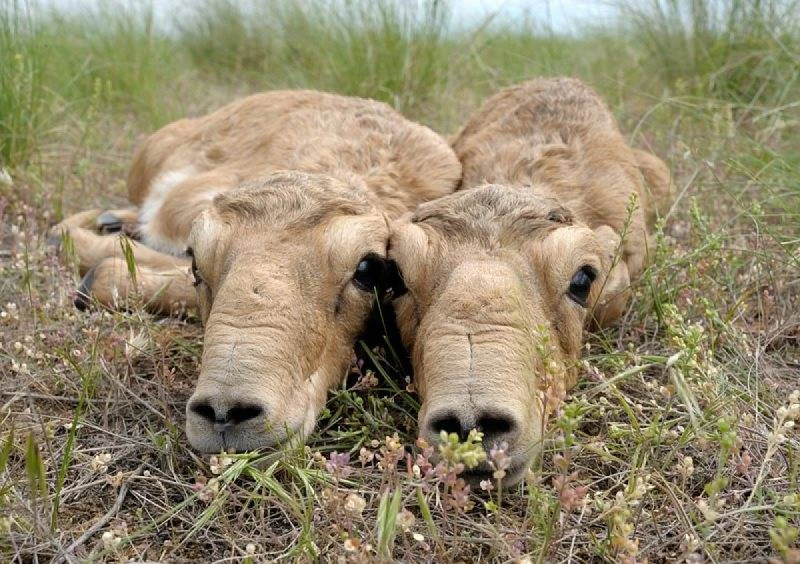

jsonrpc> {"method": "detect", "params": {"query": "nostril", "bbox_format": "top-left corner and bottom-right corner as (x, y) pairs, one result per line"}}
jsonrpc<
(190, 400), (264, 427)
(190, 401), (217, 423)
(428, 413), (467, 440)
(226, 404), (264, 425)
(477, 413), (516, 439)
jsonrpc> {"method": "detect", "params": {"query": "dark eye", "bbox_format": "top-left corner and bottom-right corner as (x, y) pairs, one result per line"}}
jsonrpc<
(568, 265), (596, 307)
(352, 254), (386, 293)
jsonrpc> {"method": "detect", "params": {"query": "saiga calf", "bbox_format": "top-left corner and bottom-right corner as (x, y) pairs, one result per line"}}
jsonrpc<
(53, 90), (461, 453)
(388, 77), (672, 484)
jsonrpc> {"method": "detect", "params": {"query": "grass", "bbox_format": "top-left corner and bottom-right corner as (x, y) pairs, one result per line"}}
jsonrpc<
(180, 0), (451, 116)
(1, 0), (799, 561)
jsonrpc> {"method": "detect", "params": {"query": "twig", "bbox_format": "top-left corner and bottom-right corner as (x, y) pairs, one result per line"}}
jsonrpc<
(0, 392), (105, 410)
(664, 166), (701, 222)
(567, 502), (588, 561)
(107, 372), (166, 420)
(54, 462), (146, 564)
(649, 472), (712, 562)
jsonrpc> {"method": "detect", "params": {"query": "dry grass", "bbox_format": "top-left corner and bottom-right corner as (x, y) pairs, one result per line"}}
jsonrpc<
(1, 0), (799, 562)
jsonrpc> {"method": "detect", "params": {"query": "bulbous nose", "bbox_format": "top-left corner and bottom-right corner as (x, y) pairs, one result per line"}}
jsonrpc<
(189, 400), (264, 432)
(186, 394), (271, 452)
(424, 408), (519, 448)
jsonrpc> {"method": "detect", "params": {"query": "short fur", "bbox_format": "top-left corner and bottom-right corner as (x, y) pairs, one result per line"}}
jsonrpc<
(452, 77), (672, 290)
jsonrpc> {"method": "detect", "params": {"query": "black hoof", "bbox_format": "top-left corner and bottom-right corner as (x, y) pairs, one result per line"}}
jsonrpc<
(95, 211), (124, 234)
(46, 233), (63, 252)
(74, 268), (96, 311)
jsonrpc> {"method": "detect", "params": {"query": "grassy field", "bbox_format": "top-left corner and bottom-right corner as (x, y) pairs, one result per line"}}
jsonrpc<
(1, 0), (799, 561)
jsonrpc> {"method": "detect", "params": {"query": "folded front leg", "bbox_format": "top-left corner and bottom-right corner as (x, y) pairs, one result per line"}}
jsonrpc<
(54, 226), (184, 277)
(50, 208), (143, 274)
(75, 255), (195, 315)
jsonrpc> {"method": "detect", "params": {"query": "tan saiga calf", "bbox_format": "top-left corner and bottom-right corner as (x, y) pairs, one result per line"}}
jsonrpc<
(388, 78), (672, 484)
(53, 90), (461, 453)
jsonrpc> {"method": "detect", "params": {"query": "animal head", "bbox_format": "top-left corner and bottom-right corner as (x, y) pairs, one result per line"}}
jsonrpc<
(388, 185), (627, 484)
(185, 171), (398, 452)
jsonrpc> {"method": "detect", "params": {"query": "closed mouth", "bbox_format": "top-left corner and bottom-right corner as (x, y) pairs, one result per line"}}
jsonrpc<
(187, 414), (298, 453)
(461, 458), (529, 486)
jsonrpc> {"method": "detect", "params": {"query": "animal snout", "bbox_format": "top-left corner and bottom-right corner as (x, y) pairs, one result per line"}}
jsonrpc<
(189, 400), (264, 432)
(424, 407), (519, 448)
(421, 403), (538, 484)
(185, 393), (276, 453)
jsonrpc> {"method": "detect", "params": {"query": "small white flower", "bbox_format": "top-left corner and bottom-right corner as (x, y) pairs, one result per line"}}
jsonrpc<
(209, 454), (233, 475)
(90, 453), (112, 472)
(101, 530), (121, 549)
(769, 432), (787, 445)
(395, 508), (415, 532)
(343, 538), (360, 552)
(343, 493), (366, 516)
(680, 533), (700, 553)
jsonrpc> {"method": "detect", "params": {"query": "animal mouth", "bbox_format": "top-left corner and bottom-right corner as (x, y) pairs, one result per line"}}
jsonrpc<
(461, 457), (529, 486)
(211, 423), (296, 454)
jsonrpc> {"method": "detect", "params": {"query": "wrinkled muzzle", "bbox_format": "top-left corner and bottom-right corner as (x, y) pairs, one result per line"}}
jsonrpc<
(186, 309), (334, 453)
(416, 325), (550, 485)
(411, 262), (562, 484)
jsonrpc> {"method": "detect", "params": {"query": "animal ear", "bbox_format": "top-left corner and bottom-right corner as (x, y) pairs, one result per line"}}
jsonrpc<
(380, 259), (408, 303)
(589, 225), (632, 327)
(188, 209), (226, 261)
(385, 217), (428, 300)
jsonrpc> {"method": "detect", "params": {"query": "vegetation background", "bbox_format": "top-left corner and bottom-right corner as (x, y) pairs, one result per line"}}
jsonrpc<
(1, 0), (799, 561)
